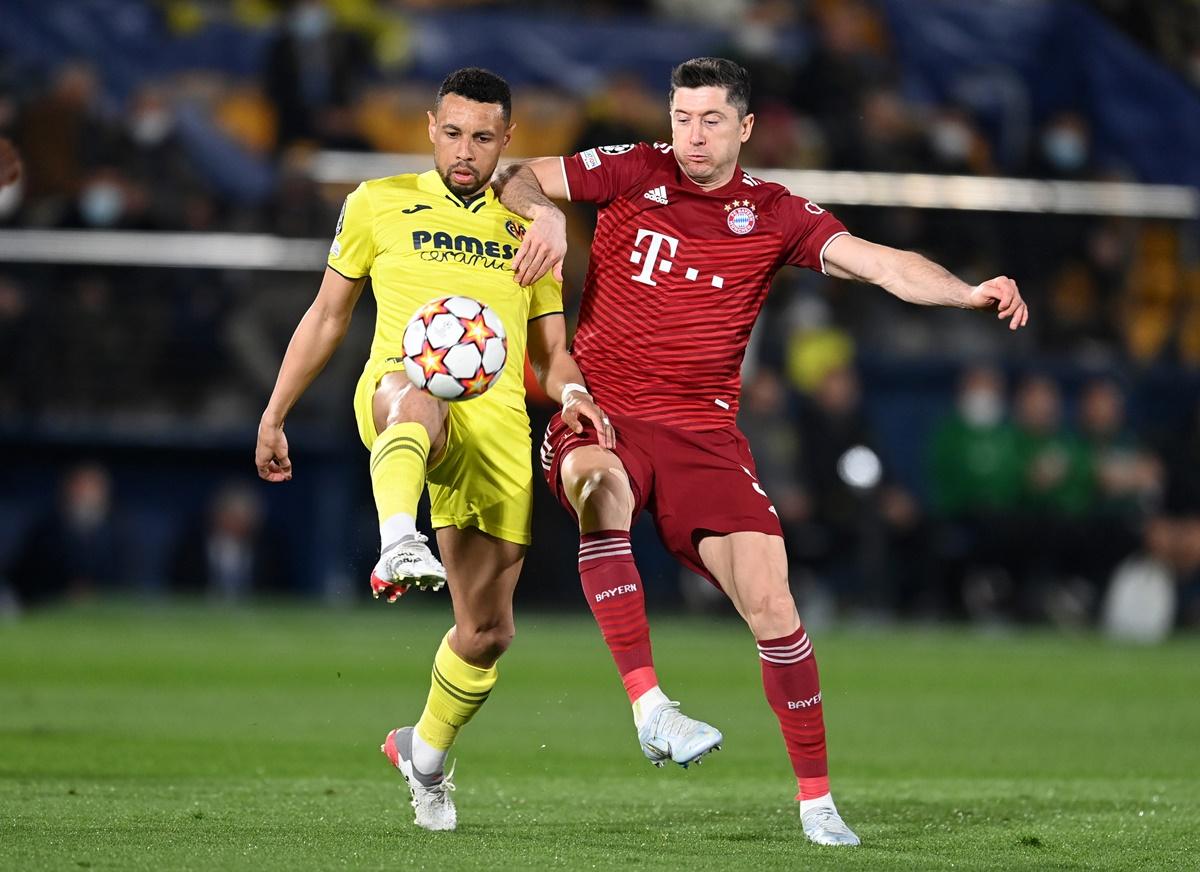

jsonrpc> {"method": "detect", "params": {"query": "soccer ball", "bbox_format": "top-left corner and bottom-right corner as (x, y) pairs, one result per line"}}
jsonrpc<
(402, 296), (507, 401)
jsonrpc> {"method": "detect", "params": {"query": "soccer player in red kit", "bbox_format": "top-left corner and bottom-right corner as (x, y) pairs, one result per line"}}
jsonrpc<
(495, 57), (1028, 847)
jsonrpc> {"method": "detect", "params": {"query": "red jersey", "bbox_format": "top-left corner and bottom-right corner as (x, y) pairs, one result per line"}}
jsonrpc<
(562, 142), (848, 431)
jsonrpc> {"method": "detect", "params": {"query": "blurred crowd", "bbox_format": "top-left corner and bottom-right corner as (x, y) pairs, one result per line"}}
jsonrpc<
(2, 464), (288, 609)
(7, 355), (1199, 634)
(0, 0), (1196, 423)
(6, 1), (1199, 224)
(1, 1), (1199, 631)
(737, 344), (1200, 633)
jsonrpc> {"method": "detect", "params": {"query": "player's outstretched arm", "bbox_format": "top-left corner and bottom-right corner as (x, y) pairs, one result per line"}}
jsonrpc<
(494, 159), (570, 287)
(823, 234), (1029, 330)
(256, 267), (367, 481)
(527, 313), (616, 450)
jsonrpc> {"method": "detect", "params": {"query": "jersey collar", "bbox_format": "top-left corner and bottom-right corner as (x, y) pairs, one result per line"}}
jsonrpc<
(418, 169), (495, 211)
(673, 161), (747, 198)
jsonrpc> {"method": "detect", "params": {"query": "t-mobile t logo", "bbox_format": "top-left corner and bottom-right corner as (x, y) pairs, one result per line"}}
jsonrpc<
(629, 228), (679, 286)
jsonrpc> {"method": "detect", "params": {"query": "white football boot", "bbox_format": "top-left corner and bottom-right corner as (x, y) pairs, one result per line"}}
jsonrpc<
(636, 701), (723, 768)
(801, 804), (861, 846)
(369, 533), (447, 601)
(381, 727), (457, 832)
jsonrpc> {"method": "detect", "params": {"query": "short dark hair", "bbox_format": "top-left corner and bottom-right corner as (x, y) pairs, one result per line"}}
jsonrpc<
(669, 57), (751, 118)
(435, 67), (512, 122)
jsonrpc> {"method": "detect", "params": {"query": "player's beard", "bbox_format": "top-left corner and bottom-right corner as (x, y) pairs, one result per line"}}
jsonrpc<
(441, 162), (484, 198)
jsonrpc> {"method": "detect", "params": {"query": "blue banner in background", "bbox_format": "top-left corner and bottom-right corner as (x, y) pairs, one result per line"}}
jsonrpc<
(883, 0), (1200, 187)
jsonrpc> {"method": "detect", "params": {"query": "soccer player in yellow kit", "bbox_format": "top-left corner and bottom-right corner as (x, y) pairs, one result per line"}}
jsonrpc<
(254, 68), (611, 832)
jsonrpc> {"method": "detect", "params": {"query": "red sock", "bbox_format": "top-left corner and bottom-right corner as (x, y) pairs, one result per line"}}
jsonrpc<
(578, 530), (657, 702)
(758, 624), (830, 801)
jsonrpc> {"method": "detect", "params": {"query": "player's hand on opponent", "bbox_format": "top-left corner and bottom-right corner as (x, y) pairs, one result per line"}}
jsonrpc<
(255, 420), (293, 482)
(511, 205), (567, 287)
(562, 388), (616, 450)
(968, 276), (1029, 330)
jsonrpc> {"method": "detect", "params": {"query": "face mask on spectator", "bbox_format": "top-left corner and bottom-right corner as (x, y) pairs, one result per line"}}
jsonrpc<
(79, 182), (124, 227)
(1042, 128), (1087, 172)
(931, 119), (971, 162)
(290, 6), (331, 40)
(130, 110), (173, 147)
(960, 389), (1004, 428)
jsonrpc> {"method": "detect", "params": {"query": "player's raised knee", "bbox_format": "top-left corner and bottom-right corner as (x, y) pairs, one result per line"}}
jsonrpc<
(373, 372), (447, 447)
(563, 454), (633, 520)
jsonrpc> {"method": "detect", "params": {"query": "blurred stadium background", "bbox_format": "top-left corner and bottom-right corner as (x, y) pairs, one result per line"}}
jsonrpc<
(2, 0), (1200, 632)
(4, 2), (1200, 869)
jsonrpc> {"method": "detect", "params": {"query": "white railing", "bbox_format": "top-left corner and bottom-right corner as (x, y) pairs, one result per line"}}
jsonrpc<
(0, 152), (1193, 271)
(314, 152), (1199, 218)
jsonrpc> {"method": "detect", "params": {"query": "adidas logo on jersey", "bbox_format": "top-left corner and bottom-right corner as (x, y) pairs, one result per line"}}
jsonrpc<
(643, 185), (669, 205)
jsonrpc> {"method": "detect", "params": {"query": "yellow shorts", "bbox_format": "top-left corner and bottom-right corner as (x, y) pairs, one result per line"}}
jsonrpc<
(353, 357), (534, 545)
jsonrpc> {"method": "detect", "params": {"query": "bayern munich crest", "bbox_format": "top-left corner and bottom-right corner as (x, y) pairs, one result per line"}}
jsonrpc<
(725, 199), (757, 235)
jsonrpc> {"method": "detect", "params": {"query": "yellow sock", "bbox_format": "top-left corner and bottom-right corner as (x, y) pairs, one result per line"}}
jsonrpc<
(415, 631), (498, 751)
(370, 422), (429, 528)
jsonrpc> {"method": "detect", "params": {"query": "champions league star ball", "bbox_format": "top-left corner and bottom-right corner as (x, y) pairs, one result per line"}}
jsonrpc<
(402, 296), (507, 401)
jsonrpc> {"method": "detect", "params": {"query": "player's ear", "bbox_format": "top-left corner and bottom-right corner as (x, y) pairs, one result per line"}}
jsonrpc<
(427, 110), (437, 144)
(502, 122), (515, 151)
(740, 112), (755, 143)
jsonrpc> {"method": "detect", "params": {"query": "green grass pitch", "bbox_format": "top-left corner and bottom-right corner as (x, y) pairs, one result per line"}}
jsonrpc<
(2, 603), (1197, 871)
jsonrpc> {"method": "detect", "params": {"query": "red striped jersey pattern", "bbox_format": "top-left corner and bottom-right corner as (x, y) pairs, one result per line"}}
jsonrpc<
(562, 142), (847, 431)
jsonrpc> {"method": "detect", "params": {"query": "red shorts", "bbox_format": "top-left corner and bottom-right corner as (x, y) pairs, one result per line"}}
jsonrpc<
(540, 411), (783, 584)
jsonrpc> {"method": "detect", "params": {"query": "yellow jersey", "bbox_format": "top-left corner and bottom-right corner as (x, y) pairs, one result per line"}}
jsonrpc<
(328, 169), (564, 414)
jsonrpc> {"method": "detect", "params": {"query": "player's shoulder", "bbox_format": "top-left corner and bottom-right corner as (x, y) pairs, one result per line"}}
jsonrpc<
(579, 140), (673, 172)
(739, 170), (831, 220)
(640, 141), (678, 170)
(356, 173), (423, 199)
(736, 168), (792, 202)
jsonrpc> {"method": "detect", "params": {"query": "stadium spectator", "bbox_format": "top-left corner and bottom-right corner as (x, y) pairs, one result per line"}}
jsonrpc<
(1031, 112), (1097, 181)
(1003, 375), (1096, 620)
(1056, 377), (1160, 615)
(929, 365), (1021, 519)
(6, 463), (129, 606)
(267, 146), (339, 238)
(1013, 375), (1093, 517)
(170, 482), (286, 600)
(792, 362), (925, 613)
(843, 86), (928, 173)
(111, 84), (210, 231)
(264, 0), (372, 152)
(925, 108), (994, 177)
(62, 166), (154, 230)
(13, 65), (112, 222)
(926, 365), (1021, 617)
(571, 73), (662, 156)
(794, 0), (893, 167)
(1144, 400), (1200, 626)
(1079, 377), (1161, 517)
